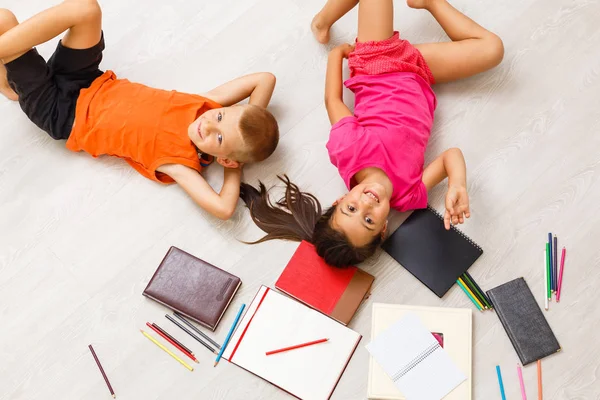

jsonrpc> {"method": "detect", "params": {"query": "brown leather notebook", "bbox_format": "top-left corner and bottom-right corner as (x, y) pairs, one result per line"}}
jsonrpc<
(143, 246), (241, 331)
(275, 241), (374, 325)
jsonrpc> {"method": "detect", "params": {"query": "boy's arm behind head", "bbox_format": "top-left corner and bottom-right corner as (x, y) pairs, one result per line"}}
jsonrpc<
(157, 163), (242, 220)
(201, 72), (276, 108)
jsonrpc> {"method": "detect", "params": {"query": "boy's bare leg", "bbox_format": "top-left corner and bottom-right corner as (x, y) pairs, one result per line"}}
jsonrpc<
(0, 9), (19, 100)
(311, 0), (359, 44)
(0, 63), (17, 100)
(411, 0), (504, 83)
(0, 0), (101, 62)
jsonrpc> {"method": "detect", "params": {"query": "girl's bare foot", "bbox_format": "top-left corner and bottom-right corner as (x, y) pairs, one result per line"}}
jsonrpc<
(311, 13), (331, 44)
(0, 84), (18, 101)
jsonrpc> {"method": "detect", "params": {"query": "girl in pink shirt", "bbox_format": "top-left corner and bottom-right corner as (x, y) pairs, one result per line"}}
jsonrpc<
(241, 0), (504, 267)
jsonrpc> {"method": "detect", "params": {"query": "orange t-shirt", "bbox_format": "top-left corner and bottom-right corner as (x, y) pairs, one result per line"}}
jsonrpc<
(66, 71), (221, 183)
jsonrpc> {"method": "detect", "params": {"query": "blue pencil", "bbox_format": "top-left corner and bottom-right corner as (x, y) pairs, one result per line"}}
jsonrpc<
(214, 303), (246, 367)
(496, 365), (507, 400)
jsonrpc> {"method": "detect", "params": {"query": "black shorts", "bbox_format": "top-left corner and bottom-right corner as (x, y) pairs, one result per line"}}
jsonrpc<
(5, 35), (105, 140)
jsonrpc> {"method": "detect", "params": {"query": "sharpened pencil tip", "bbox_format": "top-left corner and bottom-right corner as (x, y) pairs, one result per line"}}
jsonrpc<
(194, 360), (199, 364)
(112, 395), (116, 399)
(214, 361), (218, 367)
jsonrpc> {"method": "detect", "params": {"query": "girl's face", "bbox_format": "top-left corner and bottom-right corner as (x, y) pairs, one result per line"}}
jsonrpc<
(330, 182), (391, 247)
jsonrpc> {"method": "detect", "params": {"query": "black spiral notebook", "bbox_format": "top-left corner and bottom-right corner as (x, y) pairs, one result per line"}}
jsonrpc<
(382, 206), (483, 298)
(487, 278), (561, 365)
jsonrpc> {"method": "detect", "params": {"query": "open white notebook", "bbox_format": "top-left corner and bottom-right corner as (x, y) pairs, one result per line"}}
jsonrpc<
(223, 286), (361, 400)
(367, 304), (472, 400)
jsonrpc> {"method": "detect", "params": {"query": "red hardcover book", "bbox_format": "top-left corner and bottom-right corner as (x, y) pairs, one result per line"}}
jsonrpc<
(275, 241), (374, 325)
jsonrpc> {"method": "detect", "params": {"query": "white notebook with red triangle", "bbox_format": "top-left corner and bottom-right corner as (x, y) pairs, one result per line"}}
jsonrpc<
(223, 285), (361, 400)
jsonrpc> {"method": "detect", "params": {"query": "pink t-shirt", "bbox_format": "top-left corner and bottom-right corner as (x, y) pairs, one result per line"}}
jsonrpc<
(326, 72), (437, 212)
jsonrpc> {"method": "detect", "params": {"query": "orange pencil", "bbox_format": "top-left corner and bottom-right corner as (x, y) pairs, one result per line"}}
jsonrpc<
(266, 338), (329, 356)
(537, 360), (543, 400)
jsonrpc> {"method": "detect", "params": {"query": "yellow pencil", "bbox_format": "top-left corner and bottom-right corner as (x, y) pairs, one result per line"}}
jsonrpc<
(140, 330), (194, 371)
(458, 277), (486, 310)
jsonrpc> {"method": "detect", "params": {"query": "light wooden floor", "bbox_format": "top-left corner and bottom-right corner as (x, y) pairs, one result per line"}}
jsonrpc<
(1, 0), (599, 399)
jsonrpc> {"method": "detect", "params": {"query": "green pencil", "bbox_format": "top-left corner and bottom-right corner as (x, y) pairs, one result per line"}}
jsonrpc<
(462, 272), (492, 309)
(546, 243), (551, 300)
(457, 279), (483, 311)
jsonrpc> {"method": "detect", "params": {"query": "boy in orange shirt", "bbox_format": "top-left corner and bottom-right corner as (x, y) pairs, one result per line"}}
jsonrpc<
(0, 0), (279, 220)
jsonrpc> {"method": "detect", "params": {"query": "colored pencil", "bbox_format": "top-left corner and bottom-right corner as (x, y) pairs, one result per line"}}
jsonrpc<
(459, 275), (486, 309)
(557, 247), (566, 302)
(173, 312), (222, 349)
(548, 233), (553, 292)
(545, 243), (551, 301)
(151, 322), (194, 355)
(537, 360), (543, 400)
(215, 303), (246, 367)
(496, 365), (507, 400)
(146, 323), (198, 363)
(553, 235), (558, 292)
(140, 330), (194, 371)
(456, 279), (483, 311)
(266, 338), (329, 356)
(462, 272), (492, 309)
(88, 344), (116, 398)
(459, 277), (486, 310)
(543, 249), (548, 311)
(517, 363), (527, 400)
(165, 314), (217, 354)
(463, 272), (492, 308)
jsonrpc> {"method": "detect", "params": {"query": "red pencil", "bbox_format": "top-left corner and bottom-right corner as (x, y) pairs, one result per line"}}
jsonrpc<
(266, 338), (329, 356)
(146, 323), (198, 363)
(557, 247), (566, 302)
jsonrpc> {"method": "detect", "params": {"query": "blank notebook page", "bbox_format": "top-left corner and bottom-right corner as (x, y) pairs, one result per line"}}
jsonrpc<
(223, 286), (361, 400)
(366, 313), (466, 400)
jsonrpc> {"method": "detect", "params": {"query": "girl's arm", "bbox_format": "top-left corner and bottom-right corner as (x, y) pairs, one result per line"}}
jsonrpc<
(201, 72), (276, 108)
(157, 163), (242, 220)
(422, 148), (470, 230)
(324, 44), (354, 125)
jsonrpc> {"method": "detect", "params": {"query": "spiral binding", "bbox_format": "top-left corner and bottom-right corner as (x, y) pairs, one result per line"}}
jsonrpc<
(391, 341), (441, 382)
(427, 205), (482, 252)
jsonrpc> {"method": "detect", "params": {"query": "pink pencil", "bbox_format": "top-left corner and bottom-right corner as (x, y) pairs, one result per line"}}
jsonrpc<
(556, 247), (566, 301)
(517, 363), (527, 399)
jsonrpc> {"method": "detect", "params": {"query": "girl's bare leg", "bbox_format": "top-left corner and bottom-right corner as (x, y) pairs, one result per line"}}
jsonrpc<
(411, 0), (504, 83)
(356, 0), (394, 43)
(311, 0), (359, 44)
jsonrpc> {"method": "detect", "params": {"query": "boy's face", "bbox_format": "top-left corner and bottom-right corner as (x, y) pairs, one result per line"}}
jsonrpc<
(188, 106), (246, 167)
(331, 182), (391, 247)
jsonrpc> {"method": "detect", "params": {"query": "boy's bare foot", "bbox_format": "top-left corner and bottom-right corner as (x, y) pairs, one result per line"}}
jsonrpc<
(0, 84), (18, 101)
(311, 14), (331, 44)
(407, 0), (438, 10)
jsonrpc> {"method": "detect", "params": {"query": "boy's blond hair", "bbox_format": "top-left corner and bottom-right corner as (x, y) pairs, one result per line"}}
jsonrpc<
(235, 105), (279, 162)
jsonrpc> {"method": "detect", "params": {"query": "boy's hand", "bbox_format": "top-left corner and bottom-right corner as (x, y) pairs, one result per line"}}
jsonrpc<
(331, 43), (355, 59)
(444, 185), (470, 230)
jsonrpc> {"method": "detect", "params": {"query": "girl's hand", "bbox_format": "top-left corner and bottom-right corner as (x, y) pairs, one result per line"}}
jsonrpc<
(443, 185), (470, 230)
(331, 43), (355, 59)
